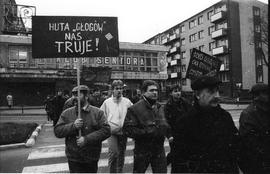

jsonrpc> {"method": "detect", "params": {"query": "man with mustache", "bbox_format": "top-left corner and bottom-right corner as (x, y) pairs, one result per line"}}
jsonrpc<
(171, 76), (239, 173)
(123, 80), (170, 173)
(239, 83), (269, 173)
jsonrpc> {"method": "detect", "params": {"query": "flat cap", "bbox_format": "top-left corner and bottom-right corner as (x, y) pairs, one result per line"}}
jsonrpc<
(72, 85), (89, 92)
(191, 76), (222, 90)
(250, 83), (268, 94)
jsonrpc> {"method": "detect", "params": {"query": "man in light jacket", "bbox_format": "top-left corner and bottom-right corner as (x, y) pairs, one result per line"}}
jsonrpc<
(54, 85), (111, 173)
(100, 80), (133, 173)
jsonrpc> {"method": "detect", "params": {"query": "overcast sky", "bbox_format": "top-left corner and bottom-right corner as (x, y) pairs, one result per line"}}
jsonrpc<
(16, 0), (268, 43)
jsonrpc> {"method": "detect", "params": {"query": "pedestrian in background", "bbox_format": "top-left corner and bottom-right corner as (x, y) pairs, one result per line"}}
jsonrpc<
(172, 76), (239, 173)
(89, 88), (106, 108)
(164, 84), (191, 166)
(54, 85), (110, 173)
(51, 90), (66, 126)
(6, 93), (13, 109)
(100, 80), (133, 173)
(123, 80), (169, 173)
(131, 89), (142, 104)
(239, 83), (270, 173)
(63, 86), (79, 111)
(44, 94), (54, 122)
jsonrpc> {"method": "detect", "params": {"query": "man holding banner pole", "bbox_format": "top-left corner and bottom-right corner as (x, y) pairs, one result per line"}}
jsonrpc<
(54, 85), (111, 173)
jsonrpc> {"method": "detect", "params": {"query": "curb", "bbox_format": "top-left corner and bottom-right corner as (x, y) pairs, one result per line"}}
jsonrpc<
(25, 124), (43, 147)
(0, 124), (43, 150)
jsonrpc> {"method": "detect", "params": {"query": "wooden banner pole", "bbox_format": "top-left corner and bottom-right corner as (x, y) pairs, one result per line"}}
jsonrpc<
(77, 58), (82, 137)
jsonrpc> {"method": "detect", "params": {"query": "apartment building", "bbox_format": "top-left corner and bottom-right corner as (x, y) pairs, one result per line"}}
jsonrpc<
(144, 0), (268, 97)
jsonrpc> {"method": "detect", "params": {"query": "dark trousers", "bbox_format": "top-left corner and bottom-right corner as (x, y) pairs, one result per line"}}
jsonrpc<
(68, 160), (98, 173)
(133, 149), (167, 173)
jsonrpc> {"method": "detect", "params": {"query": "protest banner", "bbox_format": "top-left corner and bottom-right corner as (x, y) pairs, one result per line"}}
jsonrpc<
(186, 48), (222, 80)
(32, 16), (119, 58)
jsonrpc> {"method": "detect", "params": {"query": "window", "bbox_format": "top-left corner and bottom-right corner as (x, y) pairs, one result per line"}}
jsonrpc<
(198, 30), (204, 39)
(189, 19), (197, 29)
(180, 25), (185, 33)
(174, 41), (180, 47)
(216, 39), (228, 47)
(175, 28), (180, 35)
(255, 42), (262, 48)
(198, 45), (205, 52)
(181, 79), (187, 86)
(9, 46), (29, 67)
(256, 56), (263, 66)
(220, 56), (229, 70)
(152, 58), (158, 66)
(181, 65), (186, 72)
(146, 58), (151, 66)
(220, 72), (229, 82)
(189, 33), (197, 42)
(253, 7), (260, 16)
(216, 22), (227, 30)
(257, 72), (263, 82)
(207, 10), (214, 20)
(255, 25), (261, 32)
(181, 51), (186, 59)
(198, 16), (203, 25)
(209, 41), (216, 51)
(180, 38), (185, 45)
(208, 25), (215, 35)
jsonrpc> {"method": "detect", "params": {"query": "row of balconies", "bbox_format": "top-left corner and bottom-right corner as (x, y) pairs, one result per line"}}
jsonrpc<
(161, 33), (179, 44)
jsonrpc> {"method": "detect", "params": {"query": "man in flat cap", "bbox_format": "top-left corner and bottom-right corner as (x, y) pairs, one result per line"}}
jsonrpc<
(239, 83), (269, 173)
(171, 76), (239, 173)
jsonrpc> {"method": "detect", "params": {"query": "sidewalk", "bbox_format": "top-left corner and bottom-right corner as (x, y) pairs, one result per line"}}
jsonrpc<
(34, 123), (65, 148)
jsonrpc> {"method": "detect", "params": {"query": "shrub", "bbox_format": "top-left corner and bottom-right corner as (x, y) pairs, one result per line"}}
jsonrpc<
(0, 122), (38, 145)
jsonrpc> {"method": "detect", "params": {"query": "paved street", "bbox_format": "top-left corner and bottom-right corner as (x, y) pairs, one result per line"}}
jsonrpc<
(0, 103), (247, 173)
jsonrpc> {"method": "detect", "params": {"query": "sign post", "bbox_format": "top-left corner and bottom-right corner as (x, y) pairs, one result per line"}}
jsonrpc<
(77, 58), (82, 136)
(32, 16), (119, 137)
(186, 48), (222, 80)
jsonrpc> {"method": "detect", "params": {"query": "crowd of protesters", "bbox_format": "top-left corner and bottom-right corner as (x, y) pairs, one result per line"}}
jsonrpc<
(42, 77), (269, 173)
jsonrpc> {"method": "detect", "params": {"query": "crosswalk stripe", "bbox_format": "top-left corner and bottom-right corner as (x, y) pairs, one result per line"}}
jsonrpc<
(23, 156), (134, 173)
(27, 141), (169, 160)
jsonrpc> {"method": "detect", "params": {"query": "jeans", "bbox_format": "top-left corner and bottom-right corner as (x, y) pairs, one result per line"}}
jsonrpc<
(68, 160), (98, 173)
(108, 134), (127, 173)
(133, 149), (167, 173)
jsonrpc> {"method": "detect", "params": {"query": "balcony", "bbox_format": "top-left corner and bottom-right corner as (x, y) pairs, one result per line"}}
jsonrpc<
(169, 47), (177, 54)
(211, 28), (227, 39)
(169, 34), (177, 41)
(161, 38), (168, 44)
(169, 72), (181, 79)
(210, 11), (226, 23)
(169, 59), (180, 66)
(212, 46), (228, 55)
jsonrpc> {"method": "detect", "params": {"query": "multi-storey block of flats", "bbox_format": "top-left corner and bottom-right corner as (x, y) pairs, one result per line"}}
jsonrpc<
(144, 0), (268, 98)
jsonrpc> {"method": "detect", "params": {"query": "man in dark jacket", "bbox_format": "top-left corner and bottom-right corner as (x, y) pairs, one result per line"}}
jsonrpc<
(89, 88), (106, 108)
(54, 85), (111, 173)
(164, 84), (191, 166)
(51, 90), (66, 126)
(172, 76), (239, 173)
(123, 80), (170, 173)
(239, 83), (270, 173)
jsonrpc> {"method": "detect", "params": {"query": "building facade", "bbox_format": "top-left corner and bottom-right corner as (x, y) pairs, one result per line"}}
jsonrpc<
(0, 1), (168, 106)
(144, 0), (268, 98)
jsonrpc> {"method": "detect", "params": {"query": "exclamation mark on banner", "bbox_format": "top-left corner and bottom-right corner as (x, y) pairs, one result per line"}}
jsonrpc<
(96, 38), (99, 51)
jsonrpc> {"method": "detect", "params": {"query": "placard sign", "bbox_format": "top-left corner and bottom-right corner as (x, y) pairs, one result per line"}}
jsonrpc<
(32, 16), (119, 58)
(186, 48), (222, 80)
(81, 66), (111, 83)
